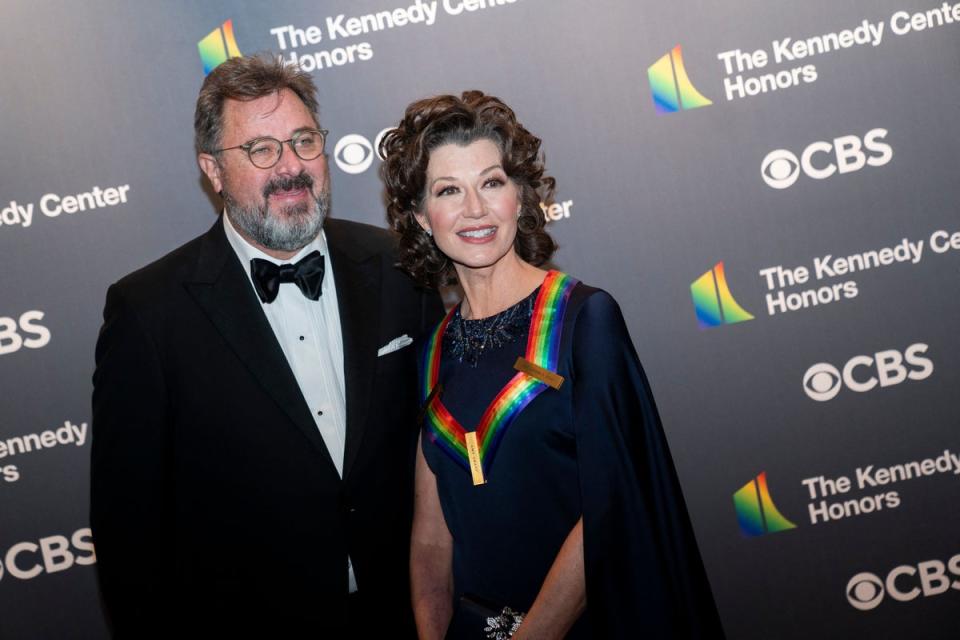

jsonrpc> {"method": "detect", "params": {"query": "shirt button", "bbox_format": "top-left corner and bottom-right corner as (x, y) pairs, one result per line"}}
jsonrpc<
(299, 335), (305, 341)
(317, 409), (324, 416)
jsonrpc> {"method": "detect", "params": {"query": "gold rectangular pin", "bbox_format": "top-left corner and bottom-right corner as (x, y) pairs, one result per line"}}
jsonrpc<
(514, 357), (564, 389)
(464, 431), (486, 486)
(417, 383), (443, 425)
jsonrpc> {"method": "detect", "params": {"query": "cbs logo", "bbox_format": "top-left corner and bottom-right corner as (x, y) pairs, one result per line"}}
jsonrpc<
(0, 528), (95, 582)
(333, 128), (392, 175)
(761, 128), (892, 189)
(0, 310), (51, 356)
(802, 343), (932, 402)
(847, 554), (960, 611)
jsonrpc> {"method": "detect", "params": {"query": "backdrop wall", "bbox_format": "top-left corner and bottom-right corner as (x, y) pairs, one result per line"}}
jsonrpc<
(1, 1), (958, 637)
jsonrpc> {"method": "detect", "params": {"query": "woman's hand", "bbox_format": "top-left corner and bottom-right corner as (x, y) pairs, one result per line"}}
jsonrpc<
(411, 435), (455, 640)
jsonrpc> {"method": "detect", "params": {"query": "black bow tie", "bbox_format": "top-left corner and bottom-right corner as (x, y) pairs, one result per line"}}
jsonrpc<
(250, 251), (325, 303)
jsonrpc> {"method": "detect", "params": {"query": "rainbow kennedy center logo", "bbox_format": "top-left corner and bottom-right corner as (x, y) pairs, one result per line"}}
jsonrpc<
(198, 19), (242, 75)
(690, 262), (754, 329)
(733, 472), (797, 537)
(647, 45), (712, 114)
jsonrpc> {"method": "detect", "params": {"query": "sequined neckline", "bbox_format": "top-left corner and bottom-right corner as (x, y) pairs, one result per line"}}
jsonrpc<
(443, 287), (539, 367)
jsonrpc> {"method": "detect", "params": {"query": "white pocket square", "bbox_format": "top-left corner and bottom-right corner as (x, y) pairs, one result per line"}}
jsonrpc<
(377, 334), (413, 357)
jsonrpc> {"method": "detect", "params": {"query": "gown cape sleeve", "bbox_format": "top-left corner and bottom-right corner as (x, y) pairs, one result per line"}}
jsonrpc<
(569, 287), (725, 638)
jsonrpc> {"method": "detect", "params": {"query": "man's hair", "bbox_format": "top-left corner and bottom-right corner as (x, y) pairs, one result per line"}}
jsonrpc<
(379, 90), (557, 287)
(194, 54), (320, 155)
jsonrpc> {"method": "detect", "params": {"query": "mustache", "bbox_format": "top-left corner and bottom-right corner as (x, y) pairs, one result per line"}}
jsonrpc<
(262, 172), (315, 198)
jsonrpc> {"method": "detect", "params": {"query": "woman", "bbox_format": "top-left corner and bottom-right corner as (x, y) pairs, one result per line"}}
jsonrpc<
(380, 91), (723, 639)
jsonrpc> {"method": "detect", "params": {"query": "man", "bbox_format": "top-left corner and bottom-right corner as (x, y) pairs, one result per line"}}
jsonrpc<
(90, 55), (442, 637)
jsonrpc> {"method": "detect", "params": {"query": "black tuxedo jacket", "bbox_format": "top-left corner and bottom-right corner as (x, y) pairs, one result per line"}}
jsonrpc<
(91, 217), (442, 637)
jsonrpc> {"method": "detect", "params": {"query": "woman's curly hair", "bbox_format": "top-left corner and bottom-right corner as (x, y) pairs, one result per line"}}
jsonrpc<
(379, 90), (556, 287)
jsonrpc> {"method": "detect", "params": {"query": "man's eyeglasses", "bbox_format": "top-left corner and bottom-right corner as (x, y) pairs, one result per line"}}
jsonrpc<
(214, 128), (328, 169)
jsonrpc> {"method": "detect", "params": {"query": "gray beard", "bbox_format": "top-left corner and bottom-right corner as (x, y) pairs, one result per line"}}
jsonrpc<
(224, 189), (330, 252)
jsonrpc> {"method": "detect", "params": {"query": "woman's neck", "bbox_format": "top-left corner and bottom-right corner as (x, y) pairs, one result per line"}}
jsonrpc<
(456, 255), (547, 320)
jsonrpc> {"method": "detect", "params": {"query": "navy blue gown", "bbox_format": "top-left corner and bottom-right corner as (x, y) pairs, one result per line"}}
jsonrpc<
(421, 281), (724, 639)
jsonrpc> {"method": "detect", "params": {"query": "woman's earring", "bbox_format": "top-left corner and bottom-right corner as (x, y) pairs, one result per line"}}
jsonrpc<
(425, 228), (433, 237)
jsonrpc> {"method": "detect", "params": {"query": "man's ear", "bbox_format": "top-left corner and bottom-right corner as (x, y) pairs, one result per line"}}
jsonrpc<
(198, 154), (224, 194)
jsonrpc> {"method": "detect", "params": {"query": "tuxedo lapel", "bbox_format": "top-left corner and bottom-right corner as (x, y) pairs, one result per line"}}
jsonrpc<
(326, 220), (382, 481)
(182, 219), (339, 474)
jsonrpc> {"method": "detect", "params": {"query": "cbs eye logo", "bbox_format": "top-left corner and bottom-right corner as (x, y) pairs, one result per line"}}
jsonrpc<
(333, 128), (392, 175)
(846, 572), (885, 611)
(760, 149), (801, 189)
(802, 363), (842, 401)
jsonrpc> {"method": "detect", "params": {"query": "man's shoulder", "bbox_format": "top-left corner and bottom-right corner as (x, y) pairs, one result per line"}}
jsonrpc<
(110, 225), (215, 300)
(325, 218), (398, 258)
(325, 219), (439, 306)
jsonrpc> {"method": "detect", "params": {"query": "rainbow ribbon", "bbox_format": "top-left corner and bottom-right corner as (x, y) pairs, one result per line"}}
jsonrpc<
(422, 271), (578, 483)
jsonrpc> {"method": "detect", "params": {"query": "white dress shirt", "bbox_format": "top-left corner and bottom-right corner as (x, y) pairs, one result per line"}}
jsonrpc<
(223, 212), (357, 591)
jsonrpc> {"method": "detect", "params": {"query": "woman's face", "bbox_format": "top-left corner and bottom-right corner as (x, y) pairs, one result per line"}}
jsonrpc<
(416, 138), (522, 275)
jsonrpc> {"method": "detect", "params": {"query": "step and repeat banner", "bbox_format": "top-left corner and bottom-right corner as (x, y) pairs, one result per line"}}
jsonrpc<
(2, 0), (958, 637)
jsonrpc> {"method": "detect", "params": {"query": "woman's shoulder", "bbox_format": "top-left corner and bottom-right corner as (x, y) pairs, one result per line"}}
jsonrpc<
(564, 276), (623, 321)
(558, 275), (634, 351)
